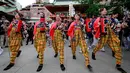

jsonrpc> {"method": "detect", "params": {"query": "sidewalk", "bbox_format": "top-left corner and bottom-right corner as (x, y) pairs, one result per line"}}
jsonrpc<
(0, 41), (130, 73)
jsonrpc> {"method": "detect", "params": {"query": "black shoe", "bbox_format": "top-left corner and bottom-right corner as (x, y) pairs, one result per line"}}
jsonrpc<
(92, 52), (96, 60)
(112, 51), (115, 57)
(3, 63), (14, 71)
(60, 64), (65, 71)
(5, 46), (8, 48)
(32, 41), (33, 44)
(116, 64), (121, 68)
(26, 43), (28, 45)
(37, 55), (39, 58)
(69, 45), (71, 47)
(116, 64), (127, 73)
(126, 49), (130, 51)
(36, 64), (43, 72)
(87, 65), (93, 72)
(54, 53), (58, 58)
(73, 55), (76, 60)
(21, 43), (23, 46)
(17, 50), (21, 57)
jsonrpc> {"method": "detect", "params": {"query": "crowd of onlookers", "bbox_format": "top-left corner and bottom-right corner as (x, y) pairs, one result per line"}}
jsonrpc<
(120, 16), (130, 51)
(0, 16), (10, 55)
(0, 13), (130, 55)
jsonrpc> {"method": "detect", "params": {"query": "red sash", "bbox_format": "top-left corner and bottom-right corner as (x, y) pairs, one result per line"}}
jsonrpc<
(85, 18), (91, 32)
(7, 20), (22, 37)
(67, 21), (76, 39)
(93, 17), (100, 39)
(49, 22), (57, 40)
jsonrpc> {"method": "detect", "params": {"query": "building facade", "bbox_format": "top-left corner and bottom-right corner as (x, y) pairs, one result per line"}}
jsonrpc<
(20, 3), (52, 23)
(0, 0), (22, 13)
(0, 0), (22, 21)
(36, 0), (49, 3)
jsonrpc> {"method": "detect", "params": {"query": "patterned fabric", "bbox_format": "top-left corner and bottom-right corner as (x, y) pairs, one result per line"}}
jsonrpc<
(34, 28), (46, 64)
(93, 25), (122, 65)
(9, 27), (22, 64)
(71, 28), (90, 66)
(52, 29), (64, 64)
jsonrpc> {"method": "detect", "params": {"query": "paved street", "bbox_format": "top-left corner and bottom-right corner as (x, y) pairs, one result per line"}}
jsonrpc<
(0, 40), (130, 73)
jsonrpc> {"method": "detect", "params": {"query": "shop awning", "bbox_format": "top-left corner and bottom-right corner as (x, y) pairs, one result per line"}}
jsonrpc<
(0, 11), (14, 22)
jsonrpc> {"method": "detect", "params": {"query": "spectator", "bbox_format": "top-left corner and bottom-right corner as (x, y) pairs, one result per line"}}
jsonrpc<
(123, 17), (130, 51)
(26, 23), (34, 45)
(63, 19), (69, 40)
(0, 16), (6, 55)
(46, 18), (53, 47)
(3, 20), (10, 47)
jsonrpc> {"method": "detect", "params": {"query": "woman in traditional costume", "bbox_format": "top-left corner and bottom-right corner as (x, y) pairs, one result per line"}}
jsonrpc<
(4, 13), (23, 71)
(33, 13), (47, 72)
(68, 14), (92, 71)
(50, 15), (65, 71)
(92, 8), (127, 73)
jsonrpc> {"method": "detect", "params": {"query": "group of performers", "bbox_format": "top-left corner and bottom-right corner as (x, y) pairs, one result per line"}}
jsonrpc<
(3, 8), (127, 73)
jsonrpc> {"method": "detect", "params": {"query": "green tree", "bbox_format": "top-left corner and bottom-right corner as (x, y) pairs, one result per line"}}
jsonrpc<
(73, 0), (130, 17)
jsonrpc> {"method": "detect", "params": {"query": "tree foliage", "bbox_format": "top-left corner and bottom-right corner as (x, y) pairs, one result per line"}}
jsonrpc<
(73, 0), (130, 17)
